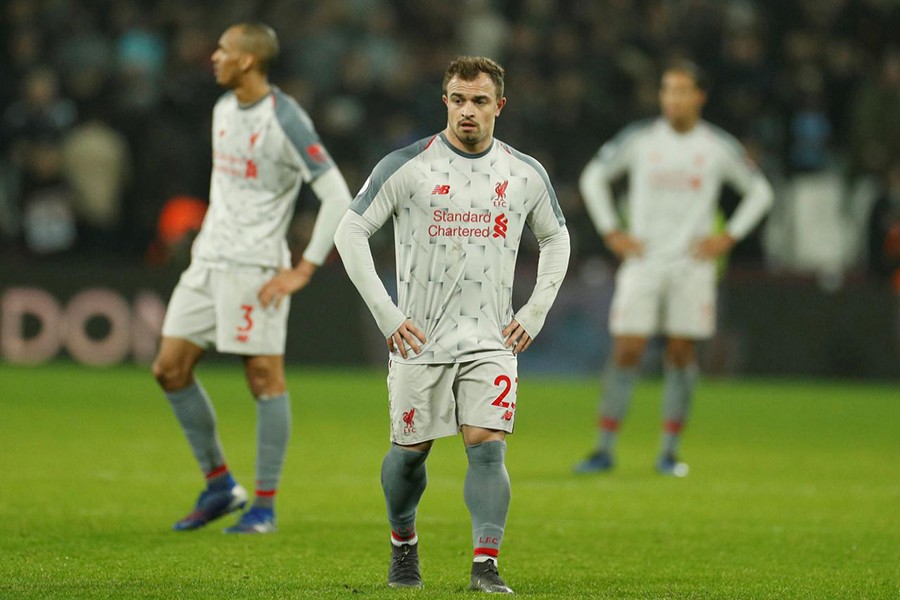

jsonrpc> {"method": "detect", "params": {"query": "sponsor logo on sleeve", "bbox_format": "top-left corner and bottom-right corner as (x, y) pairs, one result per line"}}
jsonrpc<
(306, 143), (327, 163)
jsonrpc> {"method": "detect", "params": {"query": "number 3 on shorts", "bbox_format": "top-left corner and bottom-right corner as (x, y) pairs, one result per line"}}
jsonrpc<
(492, 374), (517, 409)
(236, 304), (254, 342)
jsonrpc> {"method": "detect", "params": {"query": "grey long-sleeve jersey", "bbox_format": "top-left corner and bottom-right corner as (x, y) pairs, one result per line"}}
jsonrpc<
(336, 132), (570, 364)
(580, 118), (773, 262)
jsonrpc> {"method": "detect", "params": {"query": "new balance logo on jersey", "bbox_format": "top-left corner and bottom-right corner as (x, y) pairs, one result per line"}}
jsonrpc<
(493, 180), (508, 207)
(492, 213), (508, 239)
(432, 185), (451, 195)
(402, 409), (417, 434)
(249, 131), (260, 150)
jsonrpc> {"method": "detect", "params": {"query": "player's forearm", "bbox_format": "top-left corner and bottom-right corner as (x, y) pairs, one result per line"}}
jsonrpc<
(579, 160), (620, 235)
(334, 212), (406, 337)
(303, 167), (354, 265)
(514, 226), (570, 339)
(292, 257), (317, 278)
(726, 175), (774, 241)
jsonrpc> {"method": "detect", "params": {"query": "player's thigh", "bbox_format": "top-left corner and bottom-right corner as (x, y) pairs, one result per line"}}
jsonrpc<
(161, 263), (216, 350)
(155, 336), (205, 370)
(455, 354), (518, 435)
(211, 268), (290, 355)
(609, 261), (664, 337)
(387, 361), (459, 445)
(665, 261), (716, 339)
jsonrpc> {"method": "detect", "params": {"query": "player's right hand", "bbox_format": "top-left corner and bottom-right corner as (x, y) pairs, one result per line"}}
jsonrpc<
(604, 230), (644, 258)
(388, 320), (427, 359)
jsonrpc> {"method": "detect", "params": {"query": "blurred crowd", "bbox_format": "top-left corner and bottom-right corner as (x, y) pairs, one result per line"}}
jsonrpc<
(1, 0), (899, 281)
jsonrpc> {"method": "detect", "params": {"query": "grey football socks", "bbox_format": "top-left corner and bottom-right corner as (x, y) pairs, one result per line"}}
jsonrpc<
(381, 444), (429, 545)
(596, 365), (639, 455)
(464, 441), (510, 562)
(254, 393), (291, 509)
(165, 380), (228, 478)
(660, 364), (698, 456)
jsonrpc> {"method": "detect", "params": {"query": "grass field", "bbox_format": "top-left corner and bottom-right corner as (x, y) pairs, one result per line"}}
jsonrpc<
(0, 362), (898, 599)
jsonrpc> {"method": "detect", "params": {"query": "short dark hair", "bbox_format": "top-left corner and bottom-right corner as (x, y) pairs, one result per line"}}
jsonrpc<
(237, 22), (279, 75)
(663, 60), (710, 92)
(443, 56), (505, 100)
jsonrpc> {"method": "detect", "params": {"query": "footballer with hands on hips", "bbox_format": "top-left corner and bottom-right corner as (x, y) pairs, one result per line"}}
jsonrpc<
(335, 56), (570, 593)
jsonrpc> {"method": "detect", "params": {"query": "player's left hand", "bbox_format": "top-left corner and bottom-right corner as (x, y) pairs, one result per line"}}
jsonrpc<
(693, 233), (735, 260)
(258, 259), (317, 308)
(502, 320), (533, 355)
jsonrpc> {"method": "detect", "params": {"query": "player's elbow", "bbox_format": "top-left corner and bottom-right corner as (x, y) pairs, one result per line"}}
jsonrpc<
(756, 177), (775, 212)
(578, 162), (604, 199)
(333, 215), (350, 252)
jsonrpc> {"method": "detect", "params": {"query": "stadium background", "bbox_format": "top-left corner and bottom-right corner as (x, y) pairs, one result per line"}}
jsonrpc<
(2, 3), (899, 598)
(1, 0), (900, 378)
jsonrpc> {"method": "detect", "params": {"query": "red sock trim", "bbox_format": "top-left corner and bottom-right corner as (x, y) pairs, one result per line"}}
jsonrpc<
(664, 420), (683, 434)
(599, 417), (620, 432)
(256, 489), (277, 498)
(391, 530), (416, 542)
(205, 465), (228, 480)
(474, 548), (499, 558)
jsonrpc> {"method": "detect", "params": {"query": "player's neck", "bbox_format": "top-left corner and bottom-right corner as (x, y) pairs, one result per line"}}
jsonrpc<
(442, 127), (494, 155)
(668, 116), (700, 134)
(234, 77), (272, 106)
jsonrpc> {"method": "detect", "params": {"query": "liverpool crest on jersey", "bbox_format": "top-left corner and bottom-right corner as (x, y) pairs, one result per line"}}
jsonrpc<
(493, 180), (508, 207)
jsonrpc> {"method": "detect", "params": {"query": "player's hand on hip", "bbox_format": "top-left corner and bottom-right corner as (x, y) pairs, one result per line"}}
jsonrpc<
(503, 319), (532, 355)
(388, 320), (426, 359)
(692, 233), (735, 260)
(258, 259), (317, 309)
(604, 230), (644, 259)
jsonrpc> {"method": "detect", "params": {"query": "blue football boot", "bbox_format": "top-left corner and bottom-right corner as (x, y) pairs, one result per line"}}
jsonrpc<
(656, 453), (689, 477)
(173, 481), (248, 531)
(223, 506), (277, 534)
(573, 450), (614, 474)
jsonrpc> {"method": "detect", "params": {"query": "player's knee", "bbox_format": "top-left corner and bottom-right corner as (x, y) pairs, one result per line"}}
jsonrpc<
(152, 358), (192, 392)
(665, 341), (695, 368)
(612, 336), (645, 367)
(613, 345), (642, 367)
(245, 364), (284, 398)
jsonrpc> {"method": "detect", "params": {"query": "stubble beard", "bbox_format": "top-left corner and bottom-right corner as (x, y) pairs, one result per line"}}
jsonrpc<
(453, 122), (485, 148)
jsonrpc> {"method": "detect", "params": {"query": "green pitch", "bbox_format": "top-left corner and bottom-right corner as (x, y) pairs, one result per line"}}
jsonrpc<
(1, 363), (897, 599)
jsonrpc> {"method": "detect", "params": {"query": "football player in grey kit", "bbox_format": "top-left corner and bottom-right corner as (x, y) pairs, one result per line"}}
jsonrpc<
(574, 61), (773, 476)
(153, 23), (353, 533)
(335, 56), (570, 593)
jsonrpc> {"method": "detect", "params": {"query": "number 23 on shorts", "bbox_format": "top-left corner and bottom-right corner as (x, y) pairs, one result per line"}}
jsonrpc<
(493, 374), (517, 421)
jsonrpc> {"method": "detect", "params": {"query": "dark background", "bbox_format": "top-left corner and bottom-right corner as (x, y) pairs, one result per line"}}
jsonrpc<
(1, 0), (899, 376)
